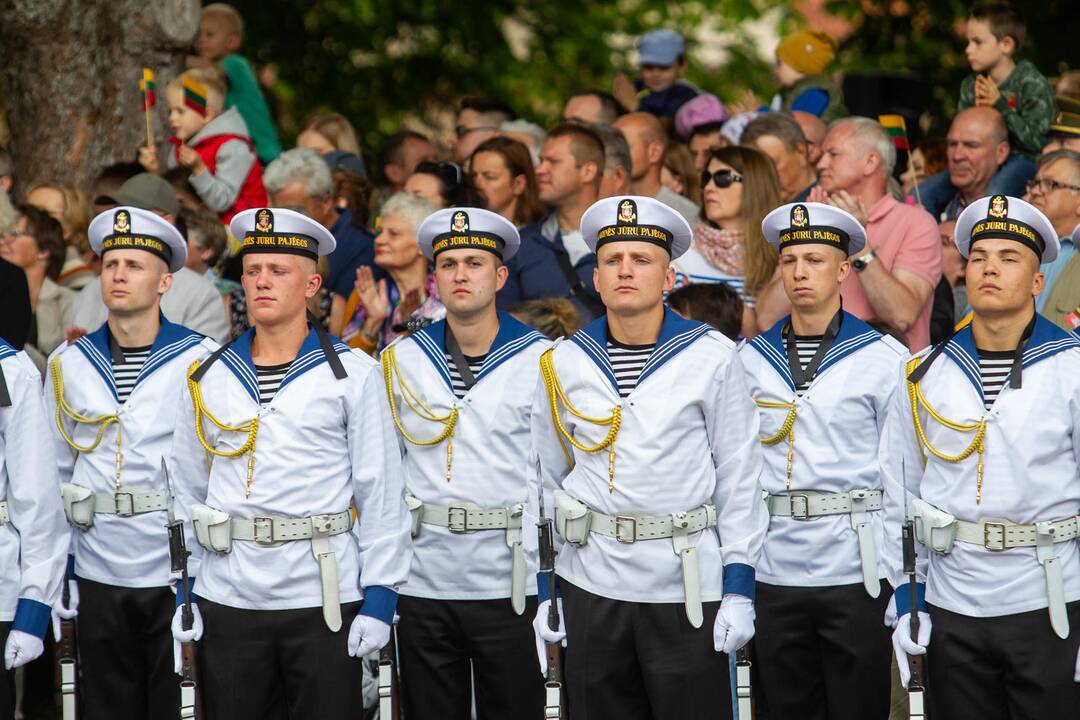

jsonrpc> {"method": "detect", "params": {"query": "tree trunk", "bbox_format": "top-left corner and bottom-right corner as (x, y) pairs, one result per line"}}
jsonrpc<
(0, 0), (199, 194)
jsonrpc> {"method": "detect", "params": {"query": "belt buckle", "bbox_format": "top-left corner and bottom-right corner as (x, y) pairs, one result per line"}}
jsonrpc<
(114, 492), (135, 517)
(253, 516), (275, 545)
(614, 515), (637, 543)
(982, 519), (1008, 551)
(788, 493), (811, 520)
(447, 505), (469, 533)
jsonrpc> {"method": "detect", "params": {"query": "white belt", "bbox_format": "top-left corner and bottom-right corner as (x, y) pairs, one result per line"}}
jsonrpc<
(0, 500), (7, 525)
(192, 505), (353, 631)
(92, 490), (167, 516)
(554, 491), (717, 628)
(766, 489), (883, 598)
(405, 494), (526, 615)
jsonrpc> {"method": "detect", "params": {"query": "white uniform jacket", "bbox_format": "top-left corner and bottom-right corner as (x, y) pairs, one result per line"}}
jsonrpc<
(0, 341), (67, 637)
(169, 326), (412, 624)
(880, 315), (1080, 618)
(43, 319), (213, 588)
(385, 312), (549, 600)
(529, 308), (768, 604)
(741, 312), (908, 587)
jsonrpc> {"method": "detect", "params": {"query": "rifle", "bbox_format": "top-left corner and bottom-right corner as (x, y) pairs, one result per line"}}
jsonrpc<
(54, 576), (77, 720)
(537, 487), (565, 720)
(734, 646), (753, 719)
(901, 458), (926, 720)
(164, 460), (203, 720)
(377, 624), (401, 720)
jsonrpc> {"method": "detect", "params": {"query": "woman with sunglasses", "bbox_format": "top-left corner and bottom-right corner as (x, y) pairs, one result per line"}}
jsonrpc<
(405, 161), (485, 210)
(673, 146), (781, 338)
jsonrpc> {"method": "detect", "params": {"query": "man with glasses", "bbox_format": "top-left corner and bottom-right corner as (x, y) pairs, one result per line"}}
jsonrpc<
(1024, 149), (1080, 327)
(452, 98), (515, 166)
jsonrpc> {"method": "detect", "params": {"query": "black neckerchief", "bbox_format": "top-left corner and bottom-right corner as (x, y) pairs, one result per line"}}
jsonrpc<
(445, 324), (477, 391)
(0, 365), (9, 407)
(783, 308), (842, 389)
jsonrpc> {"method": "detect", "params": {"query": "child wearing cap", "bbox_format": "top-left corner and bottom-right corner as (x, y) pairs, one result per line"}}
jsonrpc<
(613, 29), (699, 121)
(138, 68), (268, 224)
(186, 3), (282, 164)
(774, 29), (847, 124)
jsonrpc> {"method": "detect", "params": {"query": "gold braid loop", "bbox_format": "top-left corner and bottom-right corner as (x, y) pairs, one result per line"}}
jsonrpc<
(905, 356), (987, 504)
(187, 360), (259, 498)
(381, 347), (458, 482)
(539, 348), (622, 494)
(755, 399), (797, 491)
(50, 355), (124, 491)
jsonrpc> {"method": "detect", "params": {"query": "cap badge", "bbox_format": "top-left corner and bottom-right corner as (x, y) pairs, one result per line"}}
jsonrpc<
(112, 210), (131, 234)
(617, 199), (637, 225)
(255, 209), (274, 233)
(790, 204), (808, 228)
(451, 210), (469, 233)
(988, 195), (1008, 219)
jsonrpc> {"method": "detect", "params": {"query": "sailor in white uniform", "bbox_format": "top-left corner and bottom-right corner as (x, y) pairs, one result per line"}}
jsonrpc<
(0, 339), (67, 719)
(529, 195), (768, 719)
(884, 195), (1080, 718)
(169, 208), (412, 720)
(43, 207), (211, 720)
(382, 207), (548, 718)
(742, 202), (907, 719)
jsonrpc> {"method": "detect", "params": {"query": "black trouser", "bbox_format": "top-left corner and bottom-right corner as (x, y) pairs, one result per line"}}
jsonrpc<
(0, 622), (12, 720)
(562, 580), (731, 720)
(754, 580), (892, 720)
(200, 598), (363, 720)
(77, 577), (177, 720)
(397, 594), (543, 720)
(927, 601), (1080, 719)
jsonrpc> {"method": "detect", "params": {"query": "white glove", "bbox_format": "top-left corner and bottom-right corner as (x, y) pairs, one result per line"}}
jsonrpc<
(51, 579), (80, 641)
(171, 604), (204, 675)
(892, 611), (931, 688)
(4, 630), (44, 670)
(713, 594), (756, 654)
(348, 615), (391, 658)
(883, 594), (898, 629)
(532, 598), (567, 674)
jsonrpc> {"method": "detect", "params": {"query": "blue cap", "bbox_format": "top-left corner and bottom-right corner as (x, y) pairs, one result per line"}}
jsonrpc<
(322, 150), (367, 179)
(638, 29), (684, 67)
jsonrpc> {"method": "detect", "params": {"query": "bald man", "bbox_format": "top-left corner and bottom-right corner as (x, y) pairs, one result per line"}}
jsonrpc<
(612, 112), (700, 226)
(792, 110), (827, 166)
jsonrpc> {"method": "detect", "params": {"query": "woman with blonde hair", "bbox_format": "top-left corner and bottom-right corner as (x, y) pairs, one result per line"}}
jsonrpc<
(297, 112), (362, 156)
(23, 181), (95, 289)
(662, 142), (702, 205)
(673, 145), (781, 338)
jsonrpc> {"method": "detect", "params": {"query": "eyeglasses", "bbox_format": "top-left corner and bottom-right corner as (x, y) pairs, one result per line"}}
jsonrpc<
(0, 227), (32, 241)
(1026, 177), (1080, 195)
(700, 169), (743, 189)
(454, 125), (499, 139)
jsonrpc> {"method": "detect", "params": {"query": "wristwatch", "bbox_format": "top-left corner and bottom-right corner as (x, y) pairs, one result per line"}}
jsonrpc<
(852, 248), (877, 272)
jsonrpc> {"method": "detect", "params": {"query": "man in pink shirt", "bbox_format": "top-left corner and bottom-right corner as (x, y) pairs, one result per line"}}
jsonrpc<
(809, 117), (942, 350)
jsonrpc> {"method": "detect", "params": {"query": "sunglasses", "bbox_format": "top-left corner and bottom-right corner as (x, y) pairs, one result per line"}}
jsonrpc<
(701, 169), (743, 189)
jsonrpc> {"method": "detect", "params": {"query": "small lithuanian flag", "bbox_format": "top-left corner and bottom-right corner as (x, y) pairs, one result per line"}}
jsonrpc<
(182, 75), (208, 116)
(140, 68), (156, 110)
(878, 114), (910, 151)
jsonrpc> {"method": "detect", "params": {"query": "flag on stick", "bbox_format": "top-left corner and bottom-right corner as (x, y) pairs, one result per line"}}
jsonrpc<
(878, 114), (910, 151)
(140, 68), (156, 110)
(182, 75), (208, 116)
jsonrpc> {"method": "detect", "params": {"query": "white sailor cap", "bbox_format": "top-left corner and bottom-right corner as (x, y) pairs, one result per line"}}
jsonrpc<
(581, 195), (693, 259)
(88, 206), (187, 272)
(761, 201), (867, 257)
(417, 207), (520, 262)
(229, 207), (336, 260)
(955, 194), (1058, 263)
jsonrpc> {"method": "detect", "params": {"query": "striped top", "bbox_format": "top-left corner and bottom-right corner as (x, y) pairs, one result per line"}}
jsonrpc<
(607, 340), (654, 398)
(977, 350), (1013, 410)
(255, 362), (291, 406)
(792, 335), (823, 396)
(112, 345), (150, 403)
(445, 352), (486, 400)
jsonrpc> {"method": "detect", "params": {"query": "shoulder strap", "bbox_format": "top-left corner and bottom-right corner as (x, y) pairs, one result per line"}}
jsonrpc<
(309, 311), (347, 380)
(0, 364), (9, 408)
(444, 326), (476, 390)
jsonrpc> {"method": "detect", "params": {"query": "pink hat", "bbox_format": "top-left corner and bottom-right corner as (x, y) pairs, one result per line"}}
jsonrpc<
(674, 94), (728, 139)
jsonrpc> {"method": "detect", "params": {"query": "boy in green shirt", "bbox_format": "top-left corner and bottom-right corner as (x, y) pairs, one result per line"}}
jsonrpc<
(188, 3), (282, 165)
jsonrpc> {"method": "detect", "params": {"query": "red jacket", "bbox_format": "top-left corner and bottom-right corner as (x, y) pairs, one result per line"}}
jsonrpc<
(175, 133), (268, 223)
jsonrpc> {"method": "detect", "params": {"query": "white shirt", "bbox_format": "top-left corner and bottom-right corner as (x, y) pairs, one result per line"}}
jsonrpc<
(43, 320), (213, 588)
(385, 314), (548, 600)
(741, 312), (908, 588)
(561, 229), (590, 267)
(528, 308), (768, 604)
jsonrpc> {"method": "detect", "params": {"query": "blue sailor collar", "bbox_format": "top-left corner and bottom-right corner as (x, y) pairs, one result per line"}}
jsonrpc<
(570, 307), (712, 396)
(218, 325), (350, 405)
(939, 313), (1080, 399)
(747, 311), (881, 393)
(409, 311), (546, 395)
(74, 315), (203, 402)
(0, 338), (15, 360)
